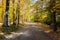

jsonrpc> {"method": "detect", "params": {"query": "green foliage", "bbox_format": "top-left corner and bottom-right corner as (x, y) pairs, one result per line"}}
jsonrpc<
(28, 0), (32, 5)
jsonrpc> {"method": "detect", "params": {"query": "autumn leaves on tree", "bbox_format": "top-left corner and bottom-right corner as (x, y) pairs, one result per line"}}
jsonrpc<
(0, 0), (60, 32)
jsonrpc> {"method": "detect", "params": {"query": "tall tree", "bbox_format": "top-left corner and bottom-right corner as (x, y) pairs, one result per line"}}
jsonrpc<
(17, 0), (20, 26)
(3, 0), (10, 27)
(50, 0), (57, 32)
(16, 0), (20, 26)
(12, 0), (16, 25)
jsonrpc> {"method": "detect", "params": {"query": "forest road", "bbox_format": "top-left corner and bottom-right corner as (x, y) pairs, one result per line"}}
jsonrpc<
(8, 22), (53, 40)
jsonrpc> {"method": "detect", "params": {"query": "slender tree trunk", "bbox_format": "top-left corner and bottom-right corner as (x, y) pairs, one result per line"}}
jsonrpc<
(3, 0), (9, 27)
(16, 0), (20, 26)
(2, 0), (3, 22)
(12, 0), (16, 25)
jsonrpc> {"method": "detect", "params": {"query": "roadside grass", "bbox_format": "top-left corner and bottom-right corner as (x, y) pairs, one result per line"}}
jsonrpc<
(0, 23), (24, 40)
(0, 23), (24, 34)
(0, 35), (5, 40)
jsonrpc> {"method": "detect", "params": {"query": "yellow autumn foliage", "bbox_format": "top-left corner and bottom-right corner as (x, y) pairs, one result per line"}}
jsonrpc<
(0, 0), (59, 23)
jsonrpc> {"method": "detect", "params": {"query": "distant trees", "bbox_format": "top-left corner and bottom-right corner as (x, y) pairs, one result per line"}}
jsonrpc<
(12, 0), (20, 26)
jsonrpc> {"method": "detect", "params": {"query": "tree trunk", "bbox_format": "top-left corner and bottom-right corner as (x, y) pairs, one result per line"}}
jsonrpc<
(12, 0), (16, 25)
(3, 0), (9, 27)
(16, 0), (20, 26)
(50, 0), (57, 32)
(52, 11), (57, 32)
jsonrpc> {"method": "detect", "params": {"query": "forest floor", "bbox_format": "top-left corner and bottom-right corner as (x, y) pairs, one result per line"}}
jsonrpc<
(37, 22), (60, 40)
